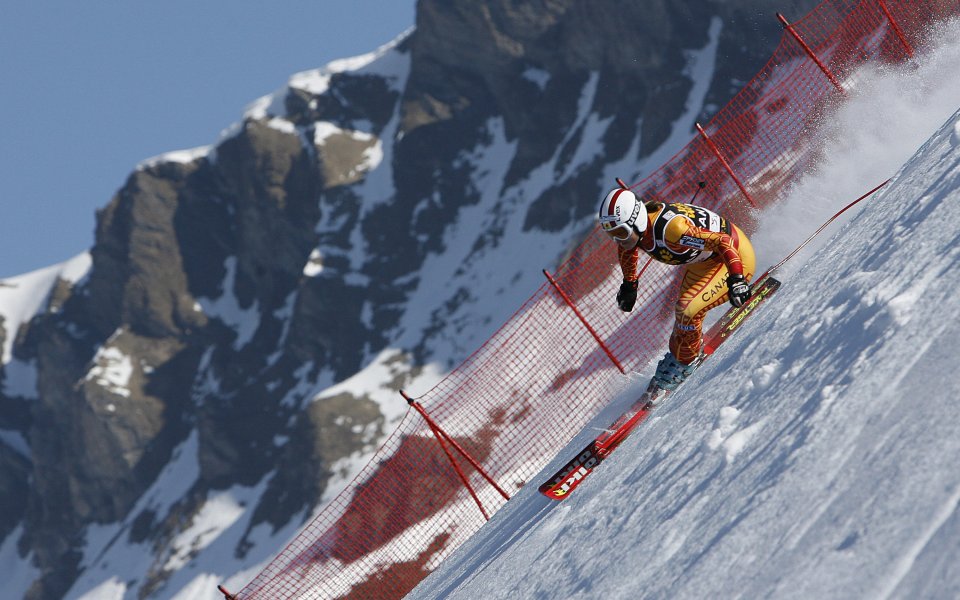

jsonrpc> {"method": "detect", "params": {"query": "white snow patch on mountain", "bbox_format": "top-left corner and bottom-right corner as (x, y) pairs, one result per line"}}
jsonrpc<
(265, 116), (297, 135)
(564, 108), (614, 179)
(0, 526), (40, 600)
(0, 429), (29, 458)
(394, 116), (517, 351)
(0, 252), (90, 363)
(313, 122), (361, 145)
(558, 73), (601, 155)
(245, 27), (414, 122)
(2, 357), (40, 400)
(1, 252), (91, 402)
(303, 248), (324, 277)
(163, 487), (251, 572)
(287, 35), (405, 95)
(85, 340), (134, 399)
(137, 145), (213, 170)
(317, 43), (410, 272)
(196, 256), (260, 350)
(522, 67), (550, 90)
(312, 122), (384, 175)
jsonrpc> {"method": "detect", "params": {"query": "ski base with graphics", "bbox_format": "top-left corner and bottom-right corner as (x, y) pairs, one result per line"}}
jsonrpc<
(538, 276), (781, 501)
(702, 274), (781, 354)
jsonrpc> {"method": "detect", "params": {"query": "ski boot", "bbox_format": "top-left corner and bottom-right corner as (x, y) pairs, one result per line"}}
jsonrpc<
(653, 352), (698, 391)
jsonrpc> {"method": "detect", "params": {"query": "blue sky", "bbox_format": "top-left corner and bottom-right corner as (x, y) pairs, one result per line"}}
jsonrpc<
(0, 1), (415, 278)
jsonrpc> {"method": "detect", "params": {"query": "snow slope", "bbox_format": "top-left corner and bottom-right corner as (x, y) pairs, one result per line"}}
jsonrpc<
(406, 55), (960, 600)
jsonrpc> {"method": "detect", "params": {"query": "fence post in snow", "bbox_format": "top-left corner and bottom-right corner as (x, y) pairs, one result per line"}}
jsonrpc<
(777, 12), (846, 94)
(543, 269), (626, 374)
(402, 390), (511, 521)
(695, 123), (757, 208)
(876, 0), (914, 57)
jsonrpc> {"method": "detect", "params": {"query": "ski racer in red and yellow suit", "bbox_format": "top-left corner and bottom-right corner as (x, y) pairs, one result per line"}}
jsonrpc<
(601, 189), (756, 367)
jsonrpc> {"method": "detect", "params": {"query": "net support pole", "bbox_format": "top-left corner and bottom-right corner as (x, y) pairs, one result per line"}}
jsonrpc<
(695, 123), (757, 208)
(543, 269), (626, 374)
(876, 0), (914, 57)
(217, 585), (238, 600)
(402, 391), (511, 514)
(778, 13), (846, 94)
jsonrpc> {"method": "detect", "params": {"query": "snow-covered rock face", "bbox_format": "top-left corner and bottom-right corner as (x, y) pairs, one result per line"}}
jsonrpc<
(0, 1), (827, 598)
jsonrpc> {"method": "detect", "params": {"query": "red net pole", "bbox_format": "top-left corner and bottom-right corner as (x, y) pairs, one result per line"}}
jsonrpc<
(402, 390), (512, 502)
(876, 0), (914, 57)
(777, 12), (846, 94)
(217, 585), (238, 600)
(403, 391), (502, 518)
(543, 269), (627, 374)
(695, 123), (757, 208)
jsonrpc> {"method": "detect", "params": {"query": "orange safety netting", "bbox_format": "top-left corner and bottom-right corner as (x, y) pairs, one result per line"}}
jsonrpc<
(232, 1), (958, 598)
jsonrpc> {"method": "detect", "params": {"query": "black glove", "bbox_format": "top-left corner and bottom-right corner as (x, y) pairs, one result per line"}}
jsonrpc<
(727, 273), (751, 308)
(616, 280), (639, 312)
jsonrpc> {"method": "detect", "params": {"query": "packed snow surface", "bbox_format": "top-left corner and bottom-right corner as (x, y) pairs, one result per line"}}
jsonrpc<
(407, 100), (960, 600)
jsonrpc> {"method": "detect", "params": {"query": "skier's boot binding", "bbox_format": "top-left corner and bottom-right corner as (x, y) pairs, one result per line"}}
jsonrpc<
(654, 352), (697, 391)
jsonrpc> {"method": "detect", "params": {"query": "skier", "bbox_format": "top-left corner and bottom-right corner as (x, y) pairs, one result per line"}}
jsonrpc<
(598, 183), (756, 390)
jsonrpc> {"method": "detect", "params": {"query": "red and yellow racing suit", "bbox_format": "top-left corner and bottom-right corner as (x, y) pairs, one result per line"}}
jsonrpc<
(618, 202), (756, 364)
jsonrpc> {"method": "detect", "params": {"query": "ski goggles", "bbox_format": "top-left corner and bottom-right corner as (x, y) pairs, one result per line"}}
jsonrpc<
(601, 222), (641, 249)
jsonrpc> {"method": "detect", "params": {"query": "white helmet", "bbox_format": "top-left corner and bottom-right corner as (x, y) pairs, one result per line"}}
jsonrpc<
(598, 186), (644, 249)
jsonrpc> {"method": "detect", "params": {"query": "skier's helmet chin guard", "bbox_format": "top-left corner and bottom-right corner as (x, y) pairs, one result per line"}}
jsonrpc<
(598, 187), (643, 249)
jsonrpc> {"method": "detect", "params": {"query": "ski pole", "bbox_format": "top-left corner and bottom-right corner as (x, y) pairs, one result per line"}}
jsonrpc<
(756, 179), (890, 282)
(688, 180), (707, 204)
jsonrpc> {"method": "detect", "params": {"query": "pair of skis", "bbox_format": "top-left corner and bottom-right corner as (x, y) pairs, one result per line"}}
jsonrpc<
(537, 274), (781, 500)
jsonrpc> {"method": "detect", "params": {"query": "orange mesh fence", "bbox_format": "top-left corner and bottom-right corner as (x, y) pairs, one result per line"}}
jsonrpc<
(232, 2), (959, 598)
